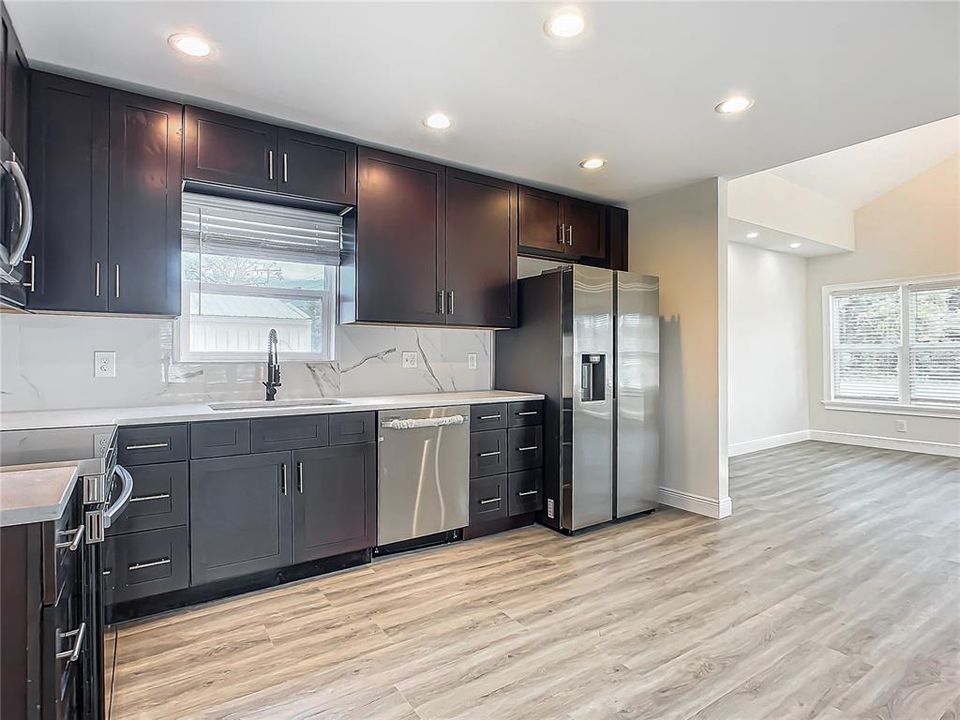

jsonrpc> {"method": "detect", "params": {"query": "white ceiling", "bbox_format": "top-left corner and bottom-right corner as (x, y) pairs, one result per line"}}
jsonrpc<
(9, 1), (959, 203)
(769, 116), (959, 210)
(728, 219), (845, 259)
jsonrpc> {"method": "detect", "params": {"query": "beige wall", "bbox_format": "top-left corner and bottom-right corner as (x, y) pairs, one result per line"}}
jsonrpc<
(806, 154), (960, 448)
(630, 179), (731, 518)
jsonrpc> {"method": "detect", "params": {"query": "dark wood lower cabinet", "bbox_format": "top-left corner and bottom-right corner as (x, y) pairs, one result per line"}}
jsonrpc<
(190, 451), (293, 585)
(293, 443), (376, 563)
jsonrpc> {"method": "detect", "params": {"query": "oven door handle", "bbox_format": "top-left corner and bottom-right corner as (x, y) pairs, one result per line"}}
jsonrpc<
(0, 158), (33, 267)
(103, 465), (134, 529)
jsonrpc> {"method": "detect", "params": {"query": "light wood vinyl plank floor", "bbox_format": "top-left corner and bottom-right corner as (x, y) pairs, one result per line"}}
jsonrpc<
(110, 441), (960, 719)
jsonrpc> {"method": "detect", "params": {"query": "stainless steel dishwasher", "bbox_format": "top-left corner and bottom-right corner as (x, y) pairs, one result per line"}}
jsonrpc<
(377, 405), (470, 547)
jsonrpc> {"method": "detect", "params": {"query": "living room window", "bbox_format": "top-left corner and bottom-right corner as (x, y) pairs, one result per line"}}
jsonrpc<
(177, 193), (341, 362)
(825, 277), (960, 412)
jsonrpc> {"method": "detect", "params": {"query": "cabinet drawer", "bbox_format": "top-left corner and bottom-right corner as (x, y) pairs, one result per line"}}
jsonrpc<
(508, 470), (543, 516)
(507, 426), (543, 472)
(41, 484), (83, 606)
(191, 420), (250, 459)
(469, 475), (507, 524)
(508, 400), (543, 427)
(107, 462), (188, 535)
(104, 526), (190, 604)
(329, 412), (376, 446)
(470, 403), (507, 431)
(118, 424), (188, 466)
(250, 415), (329, 453)
(470, 429), (507, 478)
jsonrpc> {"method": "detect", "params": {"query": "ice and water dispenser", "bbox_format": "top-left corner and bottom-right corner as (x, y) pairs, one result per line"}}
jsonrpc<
(580, 354), (606, 402)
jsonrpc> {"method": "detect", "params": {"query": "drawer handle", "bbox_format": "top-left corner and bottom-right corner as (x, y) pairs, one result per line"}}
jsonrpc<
(297, 461), (304, 494)
(130, 493), (171, 503)
(517, 446), (539, 452)
(516, 411), (538, 417)
(478, 414), (502, 420)
(128, 557), (170, 572)
(55, 525), (85, 551)
(479, 497), (502, 505)
(56, 622), (86, 663)
(478, 451), (502, 458)
(518, 490), (539, 497)
(125, 442), (169, 451)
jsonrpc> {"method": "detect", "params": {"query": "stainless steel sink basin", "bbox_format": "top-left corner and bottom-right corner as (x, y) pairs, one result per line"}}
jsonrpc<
(208, 399), (350, 411)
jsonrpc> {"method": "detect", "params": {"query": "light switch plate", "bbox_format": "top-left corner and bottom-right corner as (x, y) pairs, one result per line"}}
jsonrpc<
(894, 419), (907, 433)
(94, 351), (117, 378)
(467, 353), (478, 370)
(401, 351), (418, 369)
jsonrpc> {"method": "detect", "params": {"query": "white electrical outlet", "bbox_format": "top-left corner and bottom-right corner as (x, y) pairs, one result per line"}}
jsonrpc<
(94, 432), (113, 456)
(467, 353), (478, 370)
(894, 419), (907, 433)
(94, 351), (117, 378)
(401, 351), (418, 369)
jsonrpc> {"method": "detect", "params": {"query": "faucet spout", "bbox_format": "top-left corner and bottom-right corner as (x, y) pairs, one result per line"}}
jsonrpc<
(263, 328), (282, 401)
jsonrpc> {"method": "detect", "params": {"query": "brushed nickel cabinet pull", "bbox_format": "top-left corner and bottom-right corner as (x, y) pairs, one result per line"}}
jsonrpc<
(297, 461), (303, 493)
(517, 446), (539, 452)
(478, 414), (502, 420)
(128, 557), (170, 571)
(558, 223), (565, 244)
(115, 265), (120, 298)
(479, 497), (501, 505)
(518, 490), (539, 497)
(438, 290), (446, 315)
(22, 255), (34, 291)
(268, 150), (274, 180)
(567, 225), (573, 246)
(55, 525), (85, 551)
(282, 152), (288, 183)
(448, 290), (454, 315)
(516, 411), (538, 417)
(478, 450), (501, 458)
(126, 442), (169, 451)
(130, 493), (171, 503)
(280, 463), (288, 495)
(56, 622), (86, 663)
(95, 262), (101, 297)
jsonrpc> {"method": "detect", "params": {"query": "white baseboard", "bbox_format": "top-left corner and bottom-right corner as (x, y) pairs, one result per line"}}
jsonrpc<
(659, 487), (733, 519)
(729, 430), (811, 457)
(808, 430), (960, 458)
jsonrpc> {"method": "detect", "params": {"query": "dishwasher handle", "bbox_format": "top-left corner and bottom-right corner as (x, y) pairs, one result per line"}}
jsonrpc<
(381, 414), (466, 430)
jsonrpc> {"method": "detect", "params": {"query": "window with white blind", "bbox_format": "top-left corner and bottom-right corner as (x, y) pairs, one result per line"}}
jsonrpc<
(177, 193), (342, 362)
(825, 278), (960, 411)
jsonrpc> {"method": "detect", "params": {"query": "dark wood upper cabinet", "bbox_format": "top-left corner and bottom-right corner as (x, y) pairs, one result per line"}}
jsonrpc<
(606, 205), (628, 271)
(353, 147), (446, 325)
(518, 186), (564, 253)
(1, 2), (29, 163)
(292, 443), (376, 564)
(108, 92), (182, 315)
(27, 73), (109, 312)
(445, 169), (517, 327)
(564, 197), (606, 259)
(278, 128), (356, 204)
(183, 106), (277, 192)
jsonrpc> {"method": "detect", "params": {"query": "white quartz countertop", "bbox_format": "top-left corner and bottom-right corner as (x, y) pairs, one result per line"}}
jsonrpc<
(0, 463), (80, 527)
(0, 390), (544, 431)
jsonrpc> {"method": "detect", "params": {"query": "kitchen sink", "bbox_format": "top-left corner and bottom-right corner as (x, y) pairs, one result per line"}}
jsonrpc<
(208, 399), (351, 411)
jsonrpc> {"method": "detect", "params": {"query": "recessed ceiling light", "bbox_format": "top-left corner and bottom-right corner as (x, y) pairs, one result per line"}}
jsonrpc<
(746, 231), (759, 239)
(545, 8), (585, 38)
(789, 242), (802, 249)
(579, 157), (606, 170)
(715, 96), (754, 114)
(168, 33), (212, 58)
(423, 113), (452, 130)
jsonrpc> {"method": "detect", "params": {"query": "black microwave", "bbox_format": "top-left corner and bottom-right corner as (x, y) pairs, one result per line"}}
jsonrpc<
(0, 132), (33, 308)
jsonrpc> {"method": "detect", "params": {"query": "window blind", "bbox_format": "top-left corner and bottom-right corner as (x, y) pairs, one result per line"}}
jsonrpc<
(182, 192), (343, 266)
(909, 285), (960, 405)
(830, 288), (901, 402)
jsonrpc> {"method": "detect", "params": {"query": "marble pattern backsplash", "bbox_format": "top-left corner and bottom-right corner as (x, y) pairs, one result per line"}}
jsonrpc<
(0, 314), (494, 412)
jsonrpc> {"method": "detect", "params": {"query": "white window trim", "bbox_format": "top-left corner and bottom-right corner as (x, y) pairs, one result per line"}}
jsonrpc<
(175, 277), (338, 364)
(821, 273), (960, 418)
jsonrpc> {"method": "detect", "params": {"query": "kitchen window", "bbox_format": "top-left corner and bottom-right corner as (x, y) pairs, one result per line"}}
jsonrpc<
(178, 193), (341, 362)
(824, 276), (960, 414)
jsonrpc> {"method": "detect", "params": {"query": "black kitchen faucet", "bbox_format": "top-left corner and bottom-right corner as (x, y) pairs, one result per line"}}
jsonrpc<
(263, 328), (282, 401)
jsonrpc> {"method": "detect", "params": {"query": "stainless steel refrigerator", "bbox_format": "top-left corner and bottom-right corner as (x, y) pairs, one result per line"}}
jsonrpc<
(495, 266), (660, 533)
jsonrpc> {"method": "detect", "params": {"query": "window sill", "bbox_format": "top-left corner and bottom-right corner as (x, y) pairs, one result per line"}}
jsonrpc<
(822, 400), (959, 419)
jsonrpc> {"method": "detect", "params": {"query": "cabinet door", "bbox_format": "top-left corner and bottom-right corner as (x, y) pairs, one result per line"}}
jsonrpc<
(445, 169), (517, 328)
(1, 3), (29, 163)
(277, 128), (356, 204)
(107, 92), (182, 315)
(518, 186), (564, 254)
(292, 443), (375, 563)
(27, 73), (109, 311)
(563, 197), (605, 259)
(355, 148), (445, 324)
(183, 106), (277, 192)
(190, 452), (292, 585)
